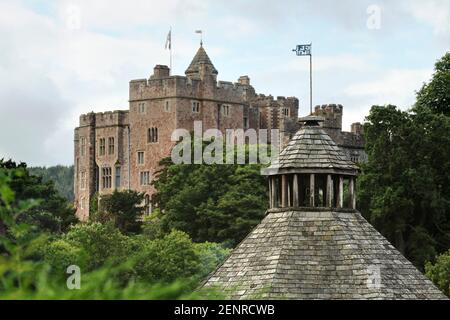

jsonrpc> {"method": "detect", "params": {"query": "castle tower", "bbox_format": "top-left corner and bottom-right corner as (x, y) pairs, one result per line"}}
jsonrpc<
(185, 44), (218, 81)
(201, 116), (446, 300)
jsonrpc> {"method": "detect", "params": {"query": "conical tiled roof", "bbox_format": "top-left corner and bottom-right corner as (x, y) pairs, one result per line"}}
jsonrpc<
(202, 208), (447, 300)
(185, 45), (218, 76)
(263, 116), (358, 176)
(201, 115), (447, 300)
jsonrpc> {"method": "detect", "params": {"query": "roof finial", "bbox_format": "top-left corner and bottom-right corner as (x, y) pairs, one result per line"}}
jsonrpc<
(195, 30), (203, 46)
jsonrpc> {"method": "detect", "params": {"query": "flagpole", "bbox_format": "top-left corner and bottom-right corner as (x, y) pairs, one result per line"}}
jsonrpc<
(170, 27), (173, 75)
(309, 43), (312, 115)
(292, 43), (313, 115)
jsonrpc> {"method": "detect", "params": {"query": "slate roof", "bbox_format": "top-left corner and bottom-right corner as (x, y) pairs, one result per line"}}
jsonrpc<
(185, 45), (218, 76)
(202, 208), (447, 300)
(263, 118), (359, 176)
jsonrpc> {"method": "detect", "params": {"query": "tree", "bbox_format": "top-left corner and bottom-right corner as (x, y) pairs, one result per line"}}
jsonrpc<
(93, 190), (144, 235)
(28, 165), (74, 201)
(151, 147), (268, 246)
(416, 52), (450, 116)
(358, 53), (450, 270)
(0, 165), (227, 299)
(425, 250), (450, 298)
(47, 222), (133, 271)
(133, 230), (201, 284)
(0, 159), (77, 234)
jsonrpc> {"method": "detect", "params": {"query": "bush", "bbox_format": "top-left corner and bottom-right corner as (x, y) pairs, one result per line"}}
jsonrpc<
(194, 242), (231, 279)
(133, 230), (200, 284)
(425, 250), (450, 297)
(43, 239), (87, 274)
(58, 222), (133, 271)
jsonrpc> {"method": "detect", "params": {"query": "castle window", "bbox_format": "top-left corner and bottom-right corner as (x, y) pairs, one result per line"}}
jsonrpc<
(148, 127), (158, 143)
(282, 108), (290, 117)
(80, 171), (86, 190)
(80, 137), (86, 157)
(99, 138), (106, 156)
(115, 166), (121, 189)
(80, 197), (85, 210)
(165, 101), (171, 112)
(144, 194), (152, 215)
(140, 171), (151, 186)
(192, 101), (201, 113)
(221, 104), (231, 117)
(102, 167), (112, 189)
(137, 151), (145, 165)
(138, 102), (146, 114)
(108, 137), (115, 155)
(244, 117), (249, 129)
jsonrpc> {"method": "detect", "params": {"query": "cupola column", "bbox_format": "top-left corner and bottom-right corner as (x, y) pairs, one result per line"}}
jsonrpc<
(350, 177), (356, 209)
(310, 173), (315, 207)
(293, 174), (299, 207)
(338, 176), (344, 208)
(270, 177), (276, 208)
(326, 174), (334, 207)
(281, 175), (288, 207)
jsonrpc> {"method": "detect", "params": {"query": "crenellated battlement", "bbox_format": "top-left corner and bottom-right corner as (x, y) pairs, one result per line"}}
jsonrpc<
(79, 110), (129, 127)
(314, 104), (343, 130)
(130, 67), (256, 104)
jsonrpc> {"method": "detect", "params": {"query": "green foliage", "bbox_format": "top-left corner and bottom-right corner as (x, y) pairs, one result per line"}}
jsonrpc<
(142, 208), (166, 240)
(425, 250), (450, 298)
(358, 53), (450, 270)
(416, 52), (450, 116)
(133, 230), (200, 283)
(0, 159), (77, 235)
(194, 241), (231, 279)
(42, 239), (87, 274)
(53, 222), (132, 271)
(28, 165), (74, 202)
(151, 144), (268, 246)
(92, 190), (144, 235)
(0, 167), (226, 299)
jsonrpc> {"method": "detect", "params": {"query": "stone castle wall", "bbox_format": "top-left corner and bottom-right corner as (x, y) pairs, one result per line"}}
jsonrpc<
(74, 48), (365, 220)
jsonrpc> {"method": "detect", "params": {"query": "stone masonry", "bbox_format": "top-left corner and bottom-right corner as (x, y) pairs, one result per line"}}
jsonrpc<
(74, 45), (365, 220)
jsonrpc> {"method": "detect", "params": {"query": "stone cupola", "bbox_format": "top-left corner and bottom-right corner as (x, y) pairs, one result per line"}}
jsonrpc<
(262, 116), (359, 210)
(202, 117), (446, 300)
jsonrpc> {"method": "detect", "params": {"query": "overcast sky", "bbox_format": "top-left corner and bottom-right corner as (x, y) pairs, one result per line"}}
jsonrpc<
(0, 0), (449, 166)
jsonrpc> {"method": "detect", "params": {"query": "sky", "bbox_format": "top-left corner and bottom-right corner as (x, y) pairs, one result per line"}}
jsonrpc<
(0, 0), (449, 166)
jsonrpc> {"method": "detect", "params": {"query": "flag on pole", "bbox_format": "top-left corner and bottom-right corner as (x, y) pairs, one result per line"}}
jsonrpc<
(195, 30), (203, 45)
(165, 29), (172, 50)
(293, 44), (311, 56)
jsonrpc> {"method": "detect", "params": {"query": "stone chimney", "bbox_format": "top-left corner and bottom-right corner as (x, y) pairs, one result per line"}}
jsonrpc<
(351, 122), (364, 135)
(238, 75), (250, 86)
(151, 65), (170, 79)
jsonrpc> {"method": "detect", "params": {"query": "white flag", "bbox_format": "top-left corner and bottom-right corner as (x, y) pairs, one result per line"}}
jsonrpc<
(165, 29), (171, 50)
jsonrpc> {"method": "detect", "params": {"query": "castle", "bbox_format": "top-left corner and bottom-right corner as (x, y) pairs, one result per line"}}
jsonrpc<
(74, 44), (365, 220)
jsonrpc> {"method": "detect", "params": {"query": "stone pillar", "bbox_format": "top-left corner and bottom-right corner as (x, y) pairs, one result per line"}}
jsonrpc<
(282, 175), (288, 208)
(326, 174), (333, 207)
(287, 175), (291, 207)
(310, 173), (315, 207)
(349, 177), (356, 209)
(338, 176), (344, 208)
(271, 177), (276, 208)
(293, 174), (299, 207)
